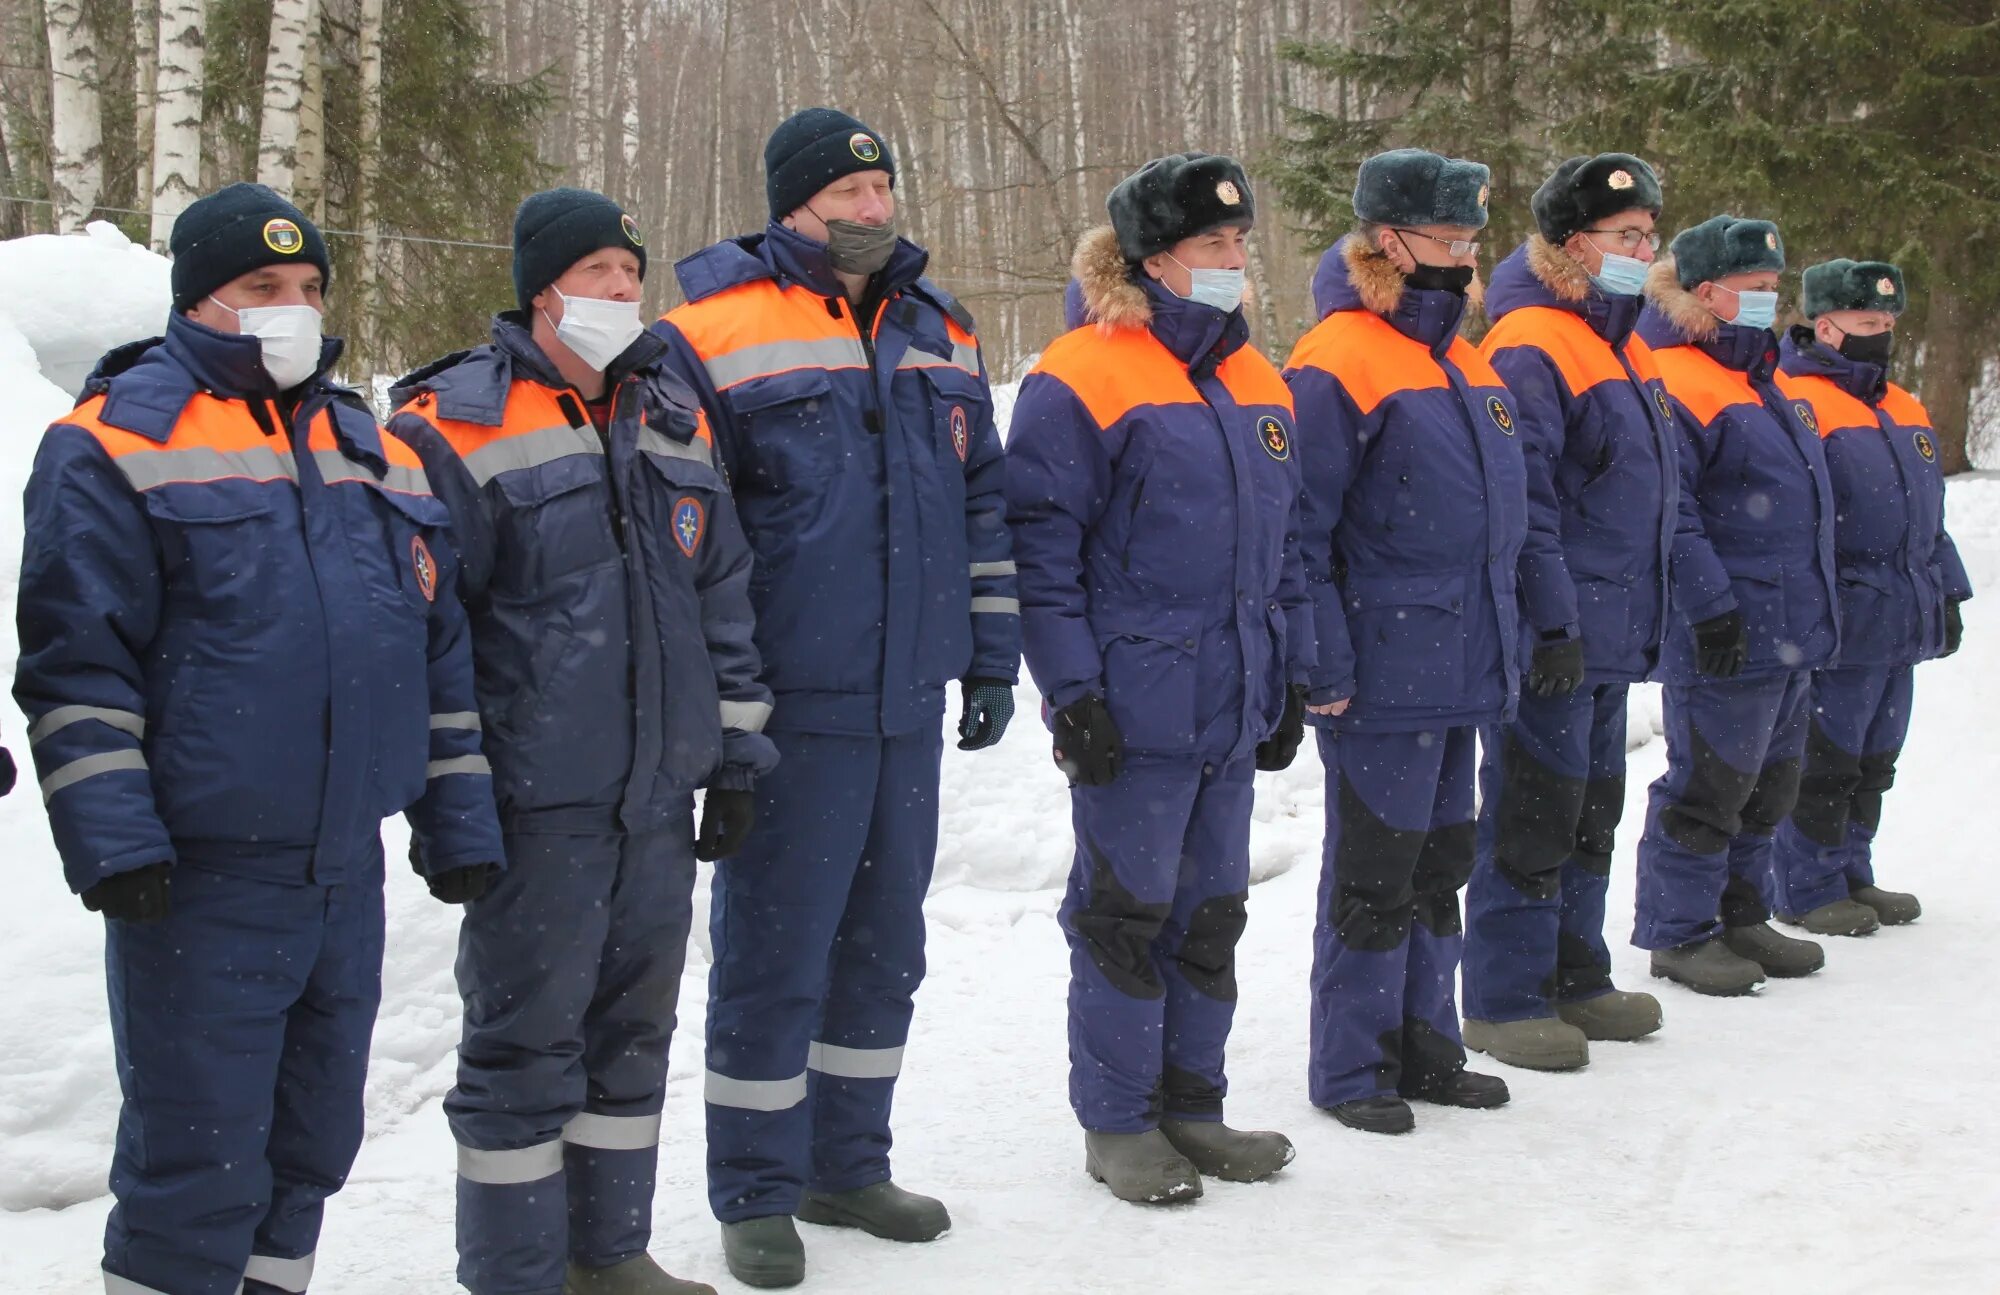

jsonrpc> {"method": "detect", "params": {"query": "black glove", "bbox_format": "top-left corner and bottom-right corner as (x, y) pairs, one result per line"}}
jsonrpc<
(427, 862), (498, 904)
(0, 745), (14, 797)
(1256, 684), (1308, 772)
(696, 788), (757, 861)
(81, 862), (172, 923)
(1053, 695), (1122, 787)
(956, 678), (1016, 751)
(1527, 634), (1586, 698)
(1943, 598), (1964, 657)
(1692, 610), (1747, 679)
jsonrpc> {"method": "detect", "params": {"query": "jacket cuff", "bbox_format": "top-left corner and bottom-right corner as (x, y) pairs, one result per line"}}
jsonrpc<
(1681, 590), (1738, 627)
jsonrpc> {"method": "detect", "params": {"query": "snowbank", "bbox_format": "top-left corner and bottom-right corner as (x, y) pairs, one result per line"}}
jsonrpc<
(0, 222), (170, 399)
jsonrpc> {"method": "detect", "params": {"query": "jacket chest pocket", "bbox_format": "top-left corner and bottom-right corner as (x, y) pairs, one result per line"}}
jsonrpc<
(493, 454), (620, 593)
(638, 448), (727, 570)
(351, 482), (455, 616)
(906, 364), (986, 482)
(142, 487), (288, 623)
(726, 369), (843, 489)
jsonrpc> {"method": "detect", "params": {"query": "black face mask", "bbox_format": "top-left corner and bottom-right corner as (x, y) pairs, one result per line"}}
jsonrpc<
(1406, 262), (1475, 296)
(1837, 328), (1894, 368)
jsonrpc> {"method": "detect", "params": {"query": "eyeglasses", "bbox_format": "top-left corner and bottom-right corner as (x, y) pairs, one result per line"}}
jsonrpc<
(1394, 228), (1481, 258)
(1582, 228), (1663, 253)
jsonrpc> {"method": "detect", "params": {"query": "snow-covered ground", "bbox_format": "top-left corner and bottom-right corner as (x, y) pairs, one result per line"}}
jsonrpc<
(3, 230), (1998, 1292)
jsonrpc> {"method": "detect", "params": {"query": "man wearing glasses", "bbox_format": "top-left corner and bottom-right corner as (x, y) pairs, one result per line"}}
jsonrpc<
(1461, 155), (1679, 1072)
(1286, 148), (1542, 1135)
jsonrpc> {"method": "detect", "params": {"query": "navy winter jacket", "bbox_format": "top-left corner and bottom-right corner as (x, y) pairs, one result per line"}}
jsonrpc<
(1638, 259), (1840, 683)
(1006, 226), (1312, 763)
(653, 223), (1020, 736)
(1776, 329), (1971, 666)
(388, 317), (777, 836)
(1284, 238), (1536, 732)
(1481, 237), (1682, 683)
(15, 314), (503, 893)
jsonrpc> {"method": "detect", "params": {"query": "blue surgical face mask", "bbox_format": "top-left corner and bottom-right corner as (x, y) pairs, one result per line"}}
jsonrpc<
(1167, 255), (1246, 313)
(1724, 288), (1778, 331)
(1590, 250), (1649, 297)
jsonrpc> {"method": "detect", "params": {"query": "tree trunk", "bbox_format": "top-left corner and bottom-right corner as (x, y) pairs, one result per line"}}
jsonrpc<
(147, 0), (203, 248)
(355, 0), (384, 368)
(256, 0), (317, 195)
(295, 9), (325, 220)
(132, 0), (156, 216)
(1922, 278), (1977, 476)
(708, 0), (732, 240)
(44, 0), (103, 231)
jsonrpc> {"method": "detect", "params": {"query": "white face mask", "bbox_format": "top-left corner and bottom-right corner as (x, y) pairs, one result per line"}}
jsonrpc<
(210, 298), (324, 391)
(544, 289), (644, 372)
(1166, 254), (1247, 313)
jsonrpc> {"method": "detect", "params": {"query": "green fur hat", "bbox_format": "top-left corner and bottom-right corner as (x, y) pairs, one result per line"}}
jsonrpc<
(1801, 259), (1906, 319)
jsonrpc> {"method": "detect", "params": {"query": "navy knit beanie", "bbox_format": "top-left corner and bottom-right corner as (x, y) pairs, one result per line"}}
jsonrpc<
(512, 188), (647, 312)
(765, 108), (896, 221)
(169, 183), (331, 311)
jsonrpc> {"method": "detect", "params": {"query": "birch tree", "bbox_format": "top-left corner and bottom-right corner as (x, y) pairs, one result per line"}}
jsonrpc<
(256, 0), (319, 194)
(43, 0), (101, 231)
(133, 0), (156, 216)
(148, 0), (204, 247)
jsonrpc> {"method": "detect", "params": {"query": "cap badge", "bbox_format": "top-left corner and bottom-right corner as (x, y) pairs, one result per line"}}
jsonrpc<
(1216, 179), (1242, 207)
(849, 132), (881, 163)
(263, 218), (304, 254)
(1876, 276), (1896, 297)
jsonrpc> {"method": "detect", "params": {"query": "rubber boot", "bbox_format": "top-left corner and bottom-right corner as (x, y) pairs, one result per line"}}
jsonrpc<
(564, 1255), (717, 1295)
(796, 1181), (950, 1243)
(1650, 937), (1765, 996)
(1082, 1129), (1202, 1203)
(1722, 921), (1825, 977)
(1556, 990), (1663, 1042)
(1462, 1016), (1590, 1071)
(1325, 1096), (1415, 1135)
(1159, 1117), (1295, 1183)
(1850, 884), (1921, 926)
(1781, 898), (1881, 937)
(1404, 1068), (1510, 1109)
(720, 1217), (805, 1290)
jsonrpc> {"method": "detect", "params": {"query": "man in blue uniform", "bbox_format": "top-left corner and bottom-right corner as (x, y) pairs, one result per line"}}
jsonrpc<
(16, 182), (503, 1295)
(390, 188), (776, 1295)
(1769, 259), (1970, 935)
(654, 109), (1020, 1288)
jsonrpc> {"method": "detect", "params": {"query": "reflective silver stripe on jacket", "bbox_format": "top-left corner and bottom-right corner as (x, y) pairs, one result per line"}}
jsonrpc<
(563, 1111), (663, 1151)
(968, 561), (1016, 579)
(458, 423), (604, 487)
(636, 425), (715, 468)
(316, 453), (434, 496)
(29, 706), (146, 744)
(969, 597), (1021, 616)
(895, 342), (982, 378)
(719, 700), (773, 733)
(113, 444), (296, 492)
(242, 1253), (316, 1294)
(704, 1068), (808, 1112)
(705, 337), (869, 391)
(42, 750), (148, 802)
(456, 1139), (564, 1185)
(807, 1041), (904, 1080)
(429, 711), (483, 731)
(427, 755), (493, 779)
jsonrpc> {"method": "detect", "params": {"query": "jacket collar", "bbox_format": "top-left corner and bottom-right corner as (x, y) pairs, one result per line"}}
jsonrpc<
(91, 313), (348, 445)
(1315, 237), (1467, 357)
(1779, 326), (1887, 405)
(759, 221), (931, 301)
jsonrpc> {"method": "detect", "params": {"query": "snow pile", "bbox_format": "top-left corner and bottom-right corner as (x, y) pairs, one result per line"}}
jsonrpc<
(0, 222), (170, 399)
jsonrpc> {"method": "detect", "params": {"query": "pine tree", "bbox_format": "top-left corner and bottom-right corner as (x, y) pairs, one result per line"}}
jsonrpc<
(1585, 0), (2000, 471)
(1268, 0), (1655, 293)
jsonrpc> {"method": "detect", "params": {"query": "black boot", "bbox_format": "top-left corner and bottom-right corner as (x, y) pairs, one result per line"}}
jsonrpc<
(1325, 1096), (1415, 1135)
(720, 1217), (804, 1289)
(1404, 1068), (1510, 1109)
(795, 1181), (950, 1242)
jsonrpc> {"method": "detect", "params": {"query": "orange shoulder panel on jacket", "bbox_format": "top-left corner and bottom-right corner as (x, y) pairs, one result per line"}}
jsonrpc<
(1880, 382), (1931, 430)
(1624, 332), (1662, 384)
(1651, 346), (1758, 427)
(1286, 312), (1446, 418)
(304, 408), (426, 468)
(1481, 306), (1627, 396)
(1775, 371), (1874, 439)
(395, 379), (575, 460)
(62, 391), (271, 458)
(1031, 326), (1201, 430)
(662, 278), (853, 360)
(1217, 345), (1294, 413)
(1446, 335), (1505, 388)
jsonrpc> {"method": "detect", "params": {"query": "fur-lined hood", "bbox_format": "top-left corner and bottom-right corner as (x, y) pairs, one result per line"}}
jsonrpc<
(1069, 224), (1257, 332)
(1525, 234), (1592, 304)
(1641, 254), (1718, 343)
(1313, 236), (1484, 323)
